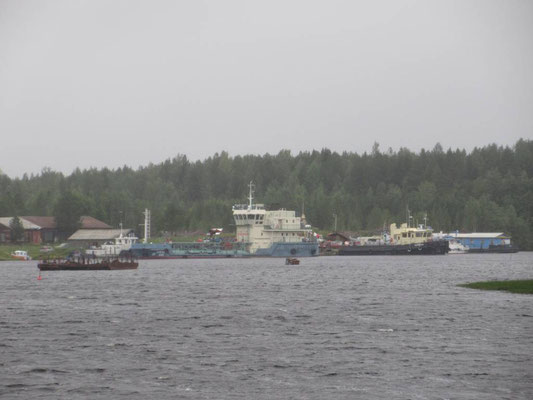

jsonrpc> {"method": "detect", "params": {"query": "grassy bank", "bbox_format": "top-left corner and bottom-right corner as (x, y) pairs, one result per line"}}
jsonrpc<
(0, 244), (71, 261)
(459, 280), (533, 294)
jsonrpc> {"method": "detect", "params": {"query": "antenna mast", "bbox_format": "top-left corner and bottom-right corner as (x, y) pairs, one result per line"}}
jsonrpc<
(143, 209), (151, 243)
(248, 181), (255, 210)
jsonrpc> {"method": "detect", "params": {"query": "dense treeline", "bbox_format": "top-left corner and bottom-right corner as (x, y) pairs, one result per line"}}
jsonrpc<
(1, 139), (532, 249)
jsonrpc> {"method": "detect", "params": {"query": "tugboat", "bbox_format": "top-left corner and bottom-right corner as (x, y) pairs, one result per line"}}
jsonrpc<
(85, 224), (138, 258)
(338, 212), (449, 256)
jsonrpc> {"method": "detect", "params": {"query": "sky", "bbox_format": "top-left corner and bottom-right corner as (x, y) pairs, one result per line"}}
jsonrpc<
(1, 0), (532, 178)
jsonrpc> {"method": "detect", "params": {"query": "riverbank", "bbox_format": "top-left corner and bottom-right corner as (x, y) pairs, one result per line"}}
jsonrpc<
(0, 244), (70, 261)
(459, 279), (533, 294)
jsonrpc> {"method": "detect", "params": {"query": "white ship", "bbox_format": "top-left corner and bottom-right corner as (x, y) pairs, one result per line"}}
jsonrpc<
(85, 226), (138, 258)
(232, 182), (319, 257)
(447, 239), (469, 254)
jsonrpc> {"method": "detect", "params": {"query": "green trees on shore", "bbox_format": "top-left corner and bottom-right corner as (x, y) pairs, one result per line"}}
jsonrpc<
(0, 139), (532, 249)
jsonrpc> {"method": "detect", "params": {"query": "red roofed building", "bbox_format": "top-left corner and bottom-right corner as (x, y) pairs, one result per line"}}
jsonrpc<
(22, 216), (57, 243)
(79, 216), (112, 229)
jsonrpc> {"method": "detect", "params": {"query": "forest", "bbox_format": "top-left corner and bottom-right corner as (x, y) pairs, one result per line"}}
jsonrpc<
(1, 139), (532, 249)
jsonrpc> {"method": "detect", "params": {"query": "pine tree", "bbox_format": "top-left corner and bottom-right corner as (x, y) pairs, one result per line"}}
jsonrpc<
(9, 216), (25, 243)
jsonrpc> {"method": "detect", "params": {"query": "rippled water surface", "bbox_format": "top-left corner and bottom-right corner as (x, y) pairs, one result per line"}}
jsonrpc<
(1, 254), (532, 399)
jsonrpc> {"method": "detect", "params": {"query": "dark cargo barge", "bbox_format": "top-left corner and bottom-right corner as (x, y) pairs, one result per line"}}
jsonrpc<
(338, 240), (449, 256)
(468, 244), (519, 254)
(38, 257), (138, 271)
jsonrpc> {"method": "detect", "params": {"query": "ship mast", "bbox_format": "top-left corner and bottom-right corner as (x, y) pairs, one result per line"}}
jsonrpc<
(248, 181), (255, 210)
(142, 208), (151, 243)
(406, 206), (411, 228)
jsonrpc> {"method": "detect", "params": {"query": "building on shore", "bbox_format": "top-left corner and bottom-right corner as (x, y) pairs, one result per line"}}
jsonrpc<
(67, 228), (136, 248)
(0, 215), (112, 244)
(450, 232), (517, 252)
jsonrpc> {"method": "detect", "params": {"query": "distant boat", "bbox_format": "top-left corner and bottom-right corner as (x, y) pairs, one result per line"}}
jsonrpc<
(232, 181), (319, 257)
(129, 181), (319, 259)
(338, 213), (449, 256)
(85, 226), (138, 258)
(285, 257), (300, 265)
(11, 250), (31, 261)
(448, 239), (469, 254)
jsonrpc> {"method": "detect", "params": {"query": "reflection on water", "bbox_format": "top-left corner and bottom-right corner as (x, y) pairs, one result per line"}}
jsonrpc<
(1, 253), (532, 399)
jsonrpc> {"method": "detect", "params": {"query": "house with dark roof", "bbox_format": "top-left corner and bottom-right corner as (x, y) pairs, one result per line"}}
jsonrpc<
(22, 216), (58, 243)
(0, 216), (112, 244)
(0, 217), (42, 243)
(78, 216), (112, 229)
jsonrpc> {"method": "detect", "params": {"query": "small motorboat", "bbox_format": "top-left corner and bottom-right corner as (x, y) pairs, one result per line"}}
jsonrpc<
(11, 250), (31, 261)
(448, 239), (469, 254)
(285, 257), (300, 265)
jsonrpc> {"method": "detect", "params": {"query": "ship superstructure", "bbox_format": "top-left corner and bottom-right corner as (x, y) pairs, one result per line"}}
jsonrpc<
(338, 211), (449, 256)
(389, 215), (433, 245)
(85, 224), (138, 258)
(233, 182), (318, 257)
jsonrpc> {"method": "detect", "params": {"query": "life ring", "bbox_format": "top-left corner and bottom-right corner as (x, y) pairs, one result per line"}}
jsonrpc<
(290, 248), (297, 255)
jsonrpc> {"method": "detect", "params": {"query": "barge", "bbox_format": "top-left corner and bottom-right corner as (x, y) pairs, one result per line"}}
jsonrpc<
(38, 256), (138, 271)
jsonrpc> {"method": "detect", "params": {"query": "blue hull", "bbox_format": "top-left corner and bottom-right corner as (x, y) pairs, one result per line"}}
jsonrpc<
(254, 242), (319, 257)
(128, 242), (249, 259)
(128, 241), (319, 258)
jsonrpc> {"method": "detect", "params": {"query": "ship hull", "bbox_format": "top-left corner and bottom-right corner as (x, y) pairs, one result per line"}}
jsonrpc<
(133, 254), (248, 259)
(128, 243), (249, 259)
(467, 245), (519, 254)
(253, 242), (319, 257)
(129, 241), (319, 259)
(338, 240), (449, 256)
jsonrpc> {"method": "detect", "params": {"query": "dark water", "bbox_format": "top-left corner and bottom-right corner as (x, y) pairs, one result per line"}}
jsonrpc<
(1, 254), (532, 399)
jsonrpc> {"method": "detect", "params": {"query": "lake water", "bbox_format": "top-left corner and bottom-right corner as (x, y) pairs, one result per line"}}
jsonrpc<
(1, 253), (532, 399)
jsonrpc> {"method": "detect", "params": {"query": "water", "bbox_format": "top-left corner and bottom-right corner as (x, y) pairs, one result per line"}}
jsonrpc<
(1, 253), (532, 399)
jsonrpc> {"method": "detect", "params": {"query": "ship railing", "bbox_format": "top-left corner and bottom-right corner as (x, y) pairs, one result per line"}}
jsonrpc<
(232, 204), (265, 210)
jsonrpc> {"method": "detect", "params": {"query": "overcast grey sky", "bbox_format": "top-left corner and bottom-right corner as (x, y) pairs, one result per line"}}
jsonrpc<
(1, 0), (532, 177)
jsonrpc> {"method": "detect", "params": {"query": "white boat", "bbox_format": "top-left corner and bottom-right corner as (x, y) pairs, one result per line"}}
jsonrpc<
(11, 250), (31, 260)
(448, 239), (469, 254)
(232, 182), (319, 257)
(85, 226), (138, 258)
